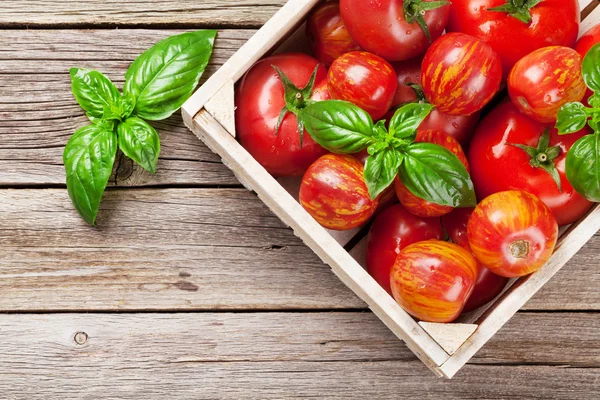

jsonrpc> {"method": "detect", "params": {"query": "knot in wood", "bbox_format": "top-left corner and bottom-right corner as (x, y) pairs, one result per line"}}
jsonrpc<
(74, 331), (88, 345)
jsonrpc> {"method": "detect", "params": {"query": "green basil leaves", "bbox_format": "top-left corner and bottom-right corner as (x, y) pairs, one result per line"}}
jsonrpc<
(65, 30), (216, 225)
(566, 133), (600, 202)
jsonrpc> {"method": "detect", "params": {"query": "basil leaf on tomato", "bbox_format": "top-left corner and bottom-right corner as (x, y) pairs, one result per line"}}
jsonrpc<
(556, 102), (588, 134)
(124, 30), (217, 121)
(589, 94), (600, 109)
(301, 100), (376, 153)
(364, 147), (403, 200)
(566, 133), (600, 202)
(118, 117), (161, 173)
(70, 68), (120, 122)
(63, 123), (117, 226)
(388, 103), (434, 140)
(582, 43), (600, 94)
(398, 142), (476, 207)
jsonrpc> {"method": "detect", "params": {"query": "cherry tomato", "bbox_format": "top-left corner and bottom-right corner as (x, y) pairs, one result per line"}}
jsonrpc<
(306, 1), (362, 66)
(395, 130), (469, 218)
(236, 53), (328, 177)
(468, 191), (558, 278)
(508, 47), (586, 123)
(421, 33), (502, 116)
(575, 24), (600, 106)
(447, 0), (580, 78)
(367, 204), (444, 294)
(328, 51), (397, 120)
(390, 59), (480, 144)
(300, 154), (379, 230)
(390, 240), (477, 323)
(469, 101), (593, 226)
(442, 208), (509, 312)
(340, 0), (450, 61)
(311, 79), (333, 102)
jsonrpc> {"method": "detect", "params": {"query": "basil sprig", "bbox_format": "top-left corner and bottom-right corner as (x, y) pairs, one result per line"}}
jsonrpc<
(301, 101), (476, 206)
(64, 30), (217, 225)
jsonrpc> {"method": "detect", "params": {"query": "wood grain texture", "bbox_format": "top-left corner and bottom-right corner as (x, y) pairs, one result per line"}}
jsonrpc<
(0, 313), (597, 399)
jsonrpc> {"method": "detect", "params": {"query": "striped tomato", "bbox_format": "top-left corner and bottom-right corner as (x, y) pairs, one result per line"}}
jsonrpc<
(468, 191), (558, 278)
(421, 33), (502, 116)
(390, 240), (477, 323)
(508, 47), (586, 123)
(300, 154), (379, 230)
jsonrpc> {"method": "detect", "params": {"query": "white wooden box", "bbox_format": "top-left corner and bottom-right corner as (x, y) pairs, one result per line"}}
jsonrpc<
(182, 0), (600, 378)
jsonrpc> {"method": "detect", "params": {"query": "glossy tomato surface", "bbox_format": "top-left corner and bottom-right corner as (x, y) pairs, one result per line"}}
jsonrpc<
(442, 208), (509, 312)
(311, 79), (333, 102)
(575, 23), (600, 105)
(469, 101), (593, 226)
(395, 130), (469, 217)
(421, 33), (502, 116)
(328, 51), (397, 120)
(340, 0), (450, 62)
(300, 154), (379, 230)
(390, 240), (477, 322)
(447, 0), (580, 78)
(508, 46), (586, 123)
(236, 53), (328, 177)
(306, 1), (361, 66)
(367, 204), (444, 294)
(468, 191), (558, 278)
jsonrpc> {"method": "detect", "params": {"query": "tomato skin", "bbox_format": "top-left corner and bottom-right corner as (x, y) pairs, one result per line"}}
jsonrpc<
(340, 0), (450, 61)
(442, 208), (509, 313)
(447, 0), (580, 78)
(306, 1), (362, 66)
(311, 79), (333, 102)
(508, 47), (586, 123)
(236, 53), (329, 177)
(468, 191), (558, 278)
(300, 154), (379, 230)
(367, 204), (444, 295)
(421, 33), (502, 116)
(390, 240), (477, 323)
(468, 101), (593, 226)
(328, 51), (397, 120)
(575, 24), (600, 106)
(395, 130), (469, 218)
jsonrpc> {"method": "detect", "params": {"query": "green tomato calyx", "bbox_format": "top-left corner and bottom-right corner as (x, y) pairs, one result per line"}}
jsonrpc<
(488, 0), (544, 25)
(403, 0), (451, 43)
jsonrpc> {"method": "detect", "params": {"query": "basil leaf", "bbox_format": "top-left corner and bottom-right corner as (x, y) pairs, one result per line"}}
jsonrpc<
(364, 147), (403, 200)
(389, 103), (434, 140)
(103, 93), (137, 121)
(70, 68), (120, 122)
(118, 117), (161, 173)
(556, 102), (588, 134)
(589, 94), (600, 108)
(301, 100), (376, 153)
(124, 30), (217, 121)
(566, 133), (600, 202)
(398, 142), (476, 207)
(63, 124), (117, 226)
(582, 43), (600, 93)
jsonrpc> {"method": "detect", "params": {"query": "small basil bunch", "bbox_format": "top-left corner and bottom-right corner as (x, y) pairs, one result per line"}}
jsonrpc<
(301, 100), (476, 207)
(65, 30), (217, 225)
(556, 43), (600, 202)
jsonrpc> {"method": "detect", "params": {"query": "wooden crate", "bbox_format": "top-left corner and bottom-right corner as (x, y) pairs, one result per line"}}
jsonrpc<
(182, 0), (600, 378)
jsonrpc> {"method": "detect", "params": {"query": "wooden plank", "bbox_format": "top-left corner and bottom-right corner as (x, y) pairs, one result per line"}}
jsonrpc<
(0, 1), (285, 28)
(0, 313), (597, 398)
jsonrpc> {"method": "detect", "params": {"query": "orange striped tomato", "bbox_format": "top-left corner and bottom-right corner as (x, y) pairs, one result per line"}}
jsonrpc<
(395, 130), (469, 218)
(421, 32), (502, 116)
(300, 154), (379, 230)
(390, 240), (477, 323)
(468, 191), (558, 278)
(508, 46), (586, 123)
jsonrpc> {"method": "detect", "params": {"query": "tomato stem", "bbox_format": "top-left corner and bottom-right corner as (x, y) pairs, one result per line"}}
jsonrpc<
(403, 0), (450, 43)
(488, 0), (544, 25)
(510, 239), (530, 259)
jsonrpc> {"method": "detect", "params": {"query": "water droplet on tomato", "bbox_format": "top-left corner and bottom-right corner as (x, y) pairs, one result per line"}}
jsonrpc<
(405, 29), (412, 35)
(452, 122), (459, 129)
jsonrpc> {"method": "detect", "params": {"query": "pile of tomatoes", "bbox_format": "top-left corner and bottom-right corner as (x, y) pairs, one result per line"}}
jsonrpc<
(235, 0), (600, 323)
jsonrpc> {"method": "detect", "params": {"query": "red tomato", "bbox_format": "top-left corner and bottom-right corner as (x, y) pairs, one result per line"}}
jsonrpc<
(340, 0), (450, 61)
(390, 240), (477, 323)
(447, 0), (580, 78)
(442, 208), (509, 312)
(395, 130), (469, 218)
(390, 59), (480, 144)
(508, 47), (586, 123)
(300, 154), (379, 230)
(236, 53), (328, 177)
(469, 101), (593, 226)
(468, 191), (558, 278)
(575, 24), (600, 106)
(311, 79), (333, 102)
(366, 204), (444, 294)
(421, 33), (502, 116)
(328, 51), (397, 120)
(306, 1), (362, 66)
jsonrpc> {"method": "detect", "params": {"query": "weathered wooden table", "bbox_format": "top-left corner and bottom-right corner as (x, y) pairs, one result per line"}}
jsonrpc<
(0, 1), (599, 398)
